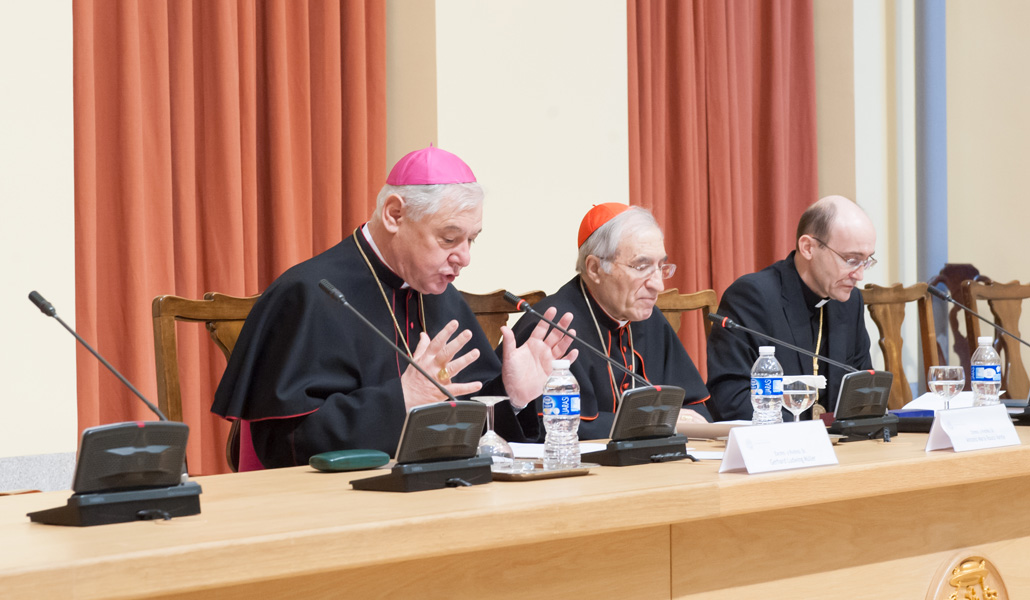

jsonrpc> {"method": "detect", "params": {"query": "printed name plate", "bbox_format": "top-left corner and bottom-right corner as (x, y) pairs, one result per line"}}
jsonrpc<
(925, 404), (1021, 452)
(719, 420), (838, 474)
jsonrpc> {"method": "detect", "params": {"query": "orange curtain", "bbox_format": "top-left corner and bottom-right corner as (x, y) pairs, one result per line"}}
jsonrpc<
(628, 0), (817, 378)
(73, 0), (385, 474)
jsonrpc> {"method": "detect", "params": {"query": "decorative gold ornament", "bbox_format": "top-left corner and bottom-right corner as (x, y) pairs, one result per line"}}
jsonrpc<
(928, 554), (1007, 600)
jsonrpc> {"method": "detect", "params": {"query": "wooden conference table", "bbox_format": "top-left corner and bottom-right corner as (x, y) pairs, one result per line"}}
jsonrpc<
(2, 429), (1030, 599)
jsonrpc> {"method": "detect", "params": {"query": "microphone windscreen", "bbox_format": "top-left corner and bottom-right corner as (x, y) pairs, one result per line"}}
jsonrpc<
(707, 313), (735, 328)
(502, 291), (524, 308)
(319, 279), (346, 303)
(927, 285), (950, 301)
(28, 291), (56, 317)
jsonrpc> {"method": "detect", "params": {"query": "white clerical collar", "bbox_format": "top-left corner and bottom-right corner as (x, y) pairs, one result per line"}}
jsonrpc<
(815, 298), (829, 308)
(361, 223), (410, 289)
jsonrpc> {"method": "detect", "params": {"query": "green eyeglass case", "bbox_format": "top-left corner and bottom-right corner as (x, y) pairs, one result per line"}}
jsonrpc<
(309, 449), (391, 472)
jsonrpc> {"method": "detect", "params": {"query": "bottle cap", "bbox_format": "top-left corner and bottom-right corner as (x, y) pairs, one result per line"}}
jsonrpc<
(978, 336), (994, 346)
(551, 359), (571, 370)
(758, 346), (775, 355)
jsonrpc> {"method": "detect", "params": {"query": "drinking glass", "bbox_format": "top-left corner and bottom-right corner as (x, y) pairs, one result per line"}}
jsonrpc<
(782, 380), (819, 422)
(471, 396), (514, 467)
(928, 366), (965, 410)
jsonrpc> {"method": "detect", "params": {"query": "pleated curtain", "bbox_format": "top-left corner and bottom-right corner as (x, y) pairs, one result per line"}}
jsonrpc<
(628, 0), (818, 378)
(73, 0), (385, 474)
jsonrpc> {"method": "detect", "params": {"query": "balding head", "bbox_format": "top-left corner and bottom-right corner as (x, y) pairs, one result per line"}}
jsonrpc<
(795, 196), (877, 302)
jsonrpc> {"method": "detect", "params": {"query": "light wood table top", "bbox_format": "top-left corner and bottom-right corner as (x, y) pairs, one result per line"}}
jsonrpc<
(2, 429), (1029, 599)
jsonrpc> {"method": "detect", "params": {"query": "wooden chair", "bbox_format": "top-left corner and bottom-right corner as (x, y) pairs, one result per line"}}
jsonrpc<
(963, 279), (1030, 401)
(655, 288), (719, 336)
(460, 289), (546, 348)
(152, 292), (260, 471)
(927, 264), (991, 372)
(861, 283), (939, 410)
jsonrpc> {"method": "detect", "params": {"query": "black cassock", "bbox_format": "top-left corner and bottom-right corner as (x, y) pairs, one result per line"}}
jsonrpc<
(705, 251), (873, 421)
(496, 276), (711, 443)
(212, 229), (502, 468)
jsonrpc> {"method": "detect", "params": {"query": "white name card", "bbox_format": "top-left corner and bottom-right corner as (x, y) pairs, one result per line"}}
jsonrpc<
(925, 404), (1022, 452)
(719, 420), (838, 474)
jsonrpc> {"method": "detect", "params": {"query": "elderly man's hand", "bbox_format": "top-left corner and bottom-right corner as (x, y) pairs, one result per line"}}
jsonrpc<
(400, 320), (482, 410)
(499, 307), (579, 409)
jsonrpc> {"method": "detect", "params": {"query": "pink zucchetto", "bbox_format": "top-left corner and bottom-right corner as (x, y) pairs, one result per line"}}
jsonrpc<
(385, 145), (477, 186)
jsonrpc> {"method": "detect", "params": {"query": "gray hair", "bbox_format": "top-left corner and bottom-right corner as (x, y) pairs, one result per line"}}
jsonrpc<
(372, 182), (485, 222)
(576, 206), (662, 274)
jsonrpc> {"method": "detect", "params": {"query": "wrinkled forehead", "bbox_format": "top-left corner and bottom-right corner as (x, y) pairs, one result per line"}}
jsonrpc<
(422, 199), (483, 232)
(615, 225), (666, 259)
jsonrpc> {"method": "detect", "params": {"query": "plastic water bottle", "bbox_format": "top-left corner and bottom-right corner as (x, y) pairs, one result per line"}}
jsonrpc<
(543, 359), (580, 470)
(971, 336), (1002, 406)
(751, 346), (784, 425)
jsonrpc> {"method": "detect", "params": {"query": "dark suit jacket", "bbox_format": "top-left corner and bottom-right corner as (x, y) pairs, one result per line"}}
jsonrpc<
(705, 252), (873, 421)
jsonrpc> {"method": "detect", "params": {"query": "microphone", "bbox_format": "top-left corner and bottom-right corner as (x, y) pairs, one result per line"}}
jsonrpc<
(927, 285), (1030, 348)
(28, 291), (167, 421)
(318, 279), (460, 402)
(707, 312), (859, 373)
(26, 292), (200, 527)
(503, 291), (651, 387)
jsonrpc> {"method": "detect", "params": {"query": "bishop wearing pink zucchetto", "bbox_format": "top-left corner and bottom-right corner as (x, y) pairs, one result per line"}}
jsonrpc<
(213, 146), (578, 469)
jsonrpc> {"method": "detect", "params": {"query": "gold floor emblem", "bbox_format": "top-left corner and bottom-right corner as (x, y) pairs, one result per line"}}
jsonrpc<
(929, 555), (1007, 600)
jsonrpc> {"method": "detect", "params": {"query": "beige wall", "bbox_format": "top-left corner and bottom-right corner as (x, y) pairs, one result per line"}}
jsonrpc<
(948, 0), (1030, 360)
(814, 0), (857, 203)
(0, 3), (78, 458)
(388, 0), (629, 297)
(947, 0), (1030, 281)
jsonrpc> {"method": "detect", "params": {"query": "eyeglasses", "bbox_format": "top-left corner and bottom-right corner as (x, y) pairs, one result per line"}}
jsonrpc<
(611, 261), (677, 280)
(810, 236), (877, 271)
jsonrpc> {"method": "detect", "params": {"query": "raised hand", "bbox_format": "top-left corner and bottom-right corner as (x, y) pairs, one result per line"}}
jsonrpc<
(401, 320), (482, 410)
(499, 307), (579, 409)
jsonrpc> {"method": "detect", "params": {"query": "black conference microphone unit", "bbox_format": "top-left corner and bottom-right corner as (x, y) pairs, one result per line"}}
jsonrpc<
(504, 291), (693, 466)
(318, 279), (493, 491)
(927, 284), (1030, 422)
(707, 313), (898, 440)
(25, 291), (201, 527)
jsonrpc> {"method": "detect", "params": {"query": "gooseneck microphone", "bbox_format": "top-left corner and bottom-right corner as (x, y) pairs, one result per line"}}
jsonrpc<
(503, 291), (651, 387)
(927, 285), (1030, 348)
(29, 290), (167, 421)
(318, 279), (460, 402)
(707, 312), (859, 374)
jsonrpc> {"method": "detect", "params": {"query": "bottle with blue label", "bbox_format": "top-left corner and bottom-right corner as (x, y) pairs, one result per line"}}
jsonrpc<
(542, 359), (580, 470)
(971, 336), (1002, 406)
(751, 346), (784, 425)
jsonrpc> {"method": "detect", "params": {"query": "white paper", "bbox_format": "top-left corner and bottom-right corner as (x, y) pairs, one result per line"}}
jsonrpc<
(677, 419), (751, 439)
(903, 391), (976, 411)
(509, 442), (607, 459)
(925, 404), (1022, 452)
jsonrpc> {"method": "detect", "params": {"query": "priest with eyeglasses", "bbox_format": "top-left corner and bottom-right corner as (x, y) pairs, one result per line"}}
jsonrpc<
(705, 195), (876, 422)
(498, 203), (711, 444)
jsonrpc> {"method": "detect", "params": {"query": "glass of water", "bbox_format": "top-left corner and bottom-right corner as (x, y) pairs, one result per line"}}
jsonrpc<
(927, 366), (965, 411)
(471, 396), (514, 468)
(782, 380), (819, 422)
